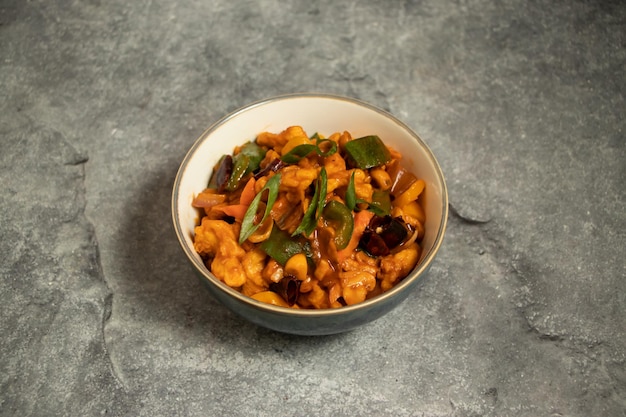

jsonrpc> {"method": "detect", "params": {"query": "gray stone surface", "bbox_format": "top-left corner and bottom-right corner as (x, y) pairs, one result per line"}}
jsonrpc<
(1, 0), (624, 416)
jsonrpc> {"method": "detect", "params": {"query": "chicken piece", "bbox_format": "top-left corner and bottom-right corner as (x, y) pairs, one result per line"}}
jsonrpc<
(256, 126), (308, 154)
(341, 250), (379, 277)
(262, 259), (284, 284)
(328, 283), (343, 308)
(378, 243), (420, 291)
(193, 218), (236, 257)
(326, 170), (350, 195)
(280, 165), (318, 194)
(242, 248), (267, 288)
(193, 218), (249, 288)
(256, 132), (288, 153)
(352, 169), (373, 202)
(324, 152), (347, 177)
(339, 249), (378, 306)
(241, 278), (266, 298)
(212, 256), (247, 288)
(258, 149), (282, 170)
(278, 165), (319, 214)
(299, 281), (330, 309)
(281, 125), (309, 143)
(340, 270), (377, 306)
(271, 193), (304, 233)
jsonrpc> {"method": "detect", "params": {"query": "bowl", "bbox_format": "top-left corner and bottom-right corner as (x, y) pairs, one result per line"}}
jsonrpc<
(172, 93), (448, 335)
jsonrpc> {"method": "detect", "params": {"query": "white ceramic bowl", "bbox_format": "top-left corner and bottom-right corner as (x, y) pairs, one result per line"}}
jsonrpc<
(172, 93), (448, 335)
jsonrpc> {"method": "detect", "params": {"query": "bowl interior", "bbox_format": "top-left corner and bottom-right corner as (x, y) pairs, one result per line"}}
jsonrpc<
(173, 94), (447, 311)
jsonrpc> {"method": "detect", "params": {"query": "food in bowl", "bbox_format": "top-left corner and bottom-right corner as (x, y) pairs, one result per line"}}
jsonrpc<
(192, 125), (427, 309)
(172, 94), (448, 335)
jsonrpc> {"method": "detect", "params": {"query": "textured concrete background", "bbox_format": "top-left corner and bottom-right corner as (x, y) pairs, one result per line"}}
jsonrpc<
(1, 1), (624, 416)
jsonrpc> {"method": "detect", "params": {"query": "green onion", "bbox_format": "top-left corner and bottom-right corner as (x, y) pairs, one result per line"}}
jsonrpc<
(239, 174), (281, 244)
(314, 138), (337, 157)
(281, 144), (317, 164)
(345, 171), (357, 210)
(316, 167), (328, 220)
(369, 190), (391, 216)
(292, 167), (328, 237)
(239, 141), (266, 174)
(281, 138), (337, 164)
(345, 171), (389, 216)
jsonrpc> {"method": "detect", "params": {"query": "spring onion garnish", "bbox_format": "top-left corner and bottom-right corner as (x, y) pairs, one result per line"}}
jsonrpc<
(281, 138), (338, 164)
(345, 171), (357, 210)
(322, 200), (354, 250)
(260, 227), (313, 266)
(292, 167), (328, 237)
(239, 174), (281, 244)
(346, 170), (390, 216)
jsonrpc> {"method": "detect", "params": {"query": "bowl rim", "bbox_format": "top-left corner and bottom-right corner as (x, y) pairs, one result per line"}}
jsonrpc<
(172, 92), (448, 317)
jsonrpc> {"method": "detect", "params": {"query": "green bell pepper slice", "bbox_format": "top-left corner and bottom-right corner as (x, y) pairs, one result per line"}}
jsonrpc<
(322, 200), (354, 250)
(239, 141), (266, 174)
(369, 190), (391, 216)
(344, 135), (392, 169)
(226, 154), (249, 191)
(259, 227), (312, 266)
(225, 142), (266, 191)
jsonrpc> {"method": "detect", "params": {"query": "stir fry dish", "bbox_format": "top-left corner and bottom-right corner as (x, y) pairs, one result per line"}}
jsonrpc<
(192, 126), (426, 309)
